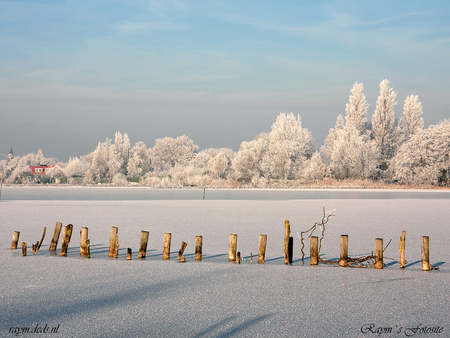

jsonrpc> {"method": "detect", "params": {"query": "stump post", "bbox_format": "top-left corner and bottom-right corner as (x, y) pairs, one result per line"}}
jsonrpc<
(195, 236), (202, 261)
(11, 231), (20, 250)
(178, 241), (187, 260)
(310, 236), (318, 265)
(288, 237), (293, 264)
(421, 236), (431, 271)
(375, 238), (383, 269)
(284, 220), (291, 265)
(339, 235), (348, 267)
(36, 227), (46, 253)
(60, 224), (73, 256)
(258, 234), (267, 264)
(86, 239), (91, 258)
(49, 222), (62, 251)
(80, 227), (88, 256)
(127, 248), (132, 260)
(163, 233), (171, 260)
(109, 227), (119, 258)
(229, 234), (237, 262)
(399, 231), (406, 269)
(237, 252), (241, 264)
(22, 242), (27, 256)
(138, 230), (149, 259)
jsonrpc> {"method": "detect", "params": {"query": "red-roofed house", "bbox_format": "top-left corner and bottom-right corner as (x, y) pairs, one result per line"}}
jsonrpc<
(30, 165), (56, 175)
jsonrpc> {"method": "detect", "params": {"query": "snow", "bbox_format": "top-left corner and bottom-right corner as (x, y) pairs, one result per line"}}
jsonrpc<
(1, 188), (449, 337)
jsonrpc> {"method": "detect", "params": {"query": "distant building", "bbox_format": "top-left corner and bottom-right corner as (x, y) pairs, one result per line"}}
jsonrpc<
(29, 164), (56, 175)
(7, 147), (13, 164)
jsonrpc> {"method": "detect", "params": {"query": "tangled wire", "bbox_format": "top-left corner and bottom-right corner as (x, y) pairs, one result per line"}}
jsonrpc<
(297, 207), (394, 268)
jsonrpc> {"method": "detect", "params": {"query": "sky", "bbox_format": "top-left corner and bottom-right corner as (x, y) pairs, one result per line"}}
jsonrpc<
(1, 0), (449, 162)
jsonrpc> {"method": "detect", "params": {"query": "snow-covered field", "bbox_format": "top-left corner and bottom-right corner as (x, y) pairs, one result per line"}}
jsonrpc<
(1, 187), (449, 337)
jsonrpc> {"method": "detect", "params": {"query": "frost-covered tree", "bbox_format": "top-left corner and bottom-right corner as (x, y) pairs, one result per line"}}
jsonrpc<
(322, 114), (378, 179)
(207, 148), (234, 180)
(372, 79), (397, 160)
(403, 95), (424, 138)
(391, 120), (450, 186)
(65, 157), (89, 178)
(260, 113), (315, 180)
(126, 141), (151, 181)
(150, 135), (199, 173)
(232, 133), (269, 182)
(345, 82), (369, 134)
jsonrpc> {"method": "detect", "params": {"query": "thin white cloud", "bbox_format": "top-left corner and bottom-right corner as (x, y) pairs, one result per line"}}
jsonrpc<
(116, 20), (192, 33)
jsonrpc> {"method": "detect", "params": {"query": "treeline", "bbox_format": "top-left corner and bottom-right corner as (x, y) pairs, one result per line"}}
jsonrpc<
(1, 79), (449, 187)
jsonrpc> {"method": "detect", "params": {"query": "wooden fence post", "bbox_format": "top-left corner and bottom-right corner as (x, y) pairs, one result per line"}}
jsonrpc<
(237, 252), (241, 264)
(163, 233), (171, 260)
(127, 248), (132, 260)
(138, 230), (149, 259)
(178, 241), (187, 260)
(284, 220), (291, 265)
(339, 235), (348, 267)
(109, 227), (119, 258)
(11, 231), (20, 250)
(310, 236), (318, 265)
(421, 236), (431, 271)
(22, 242), (27, 256)
(399, 231), (406, 269)
(258, 234), (267, 264)
(86, 239), (91, 258)
(288, 237), (293, 264)
(80, 227), (88, 256)
(229, 234), (237, 262)
(60, 224), (73, 256)
(195, 236), (202, 261)
(375, 238), (383, 269)
(49, 222), (62, 251)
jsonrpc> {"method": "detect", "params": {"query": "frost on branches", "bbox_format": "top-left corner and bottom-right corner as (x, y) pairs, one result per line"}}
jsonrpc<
(1, 80), (446, 187)
(372, 79), (397, 161)
(391, 120), (450, 186)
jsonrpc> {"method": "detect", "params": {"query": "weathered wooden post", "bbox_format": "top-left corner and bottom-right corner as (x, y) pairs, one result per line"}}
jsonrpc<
(163, 233), (171, 260)
(250, 252), (253, 264)
(258, 234), (267, 264)
(236, 252), (241, 264)
(11, 231), (20, 250)
(421, 236), (431, 271)
(138, 230), (149, 259)
(127, 248), (132, 260)
(49, 222), (62, 251)
(375, 238), (383, 269)
(284, 220), (291, 265)
(339, 235), (348, 267)
(109, 227), (119, 258)
(310, 236), (318, 265)
(31, 243), (36, 253)
(60, 224), (73, 256)
(22, 242), (27, 256)
(178, 241), (187, 260)
(399, 231), (406, 269)
(80, 227), (88, 256)
(288, 237), (293, 264)
(229, 234), (237, 262)
(86, 239), (91, 258)
(195, 236), (202, 261)
(36, 227), (46, 253)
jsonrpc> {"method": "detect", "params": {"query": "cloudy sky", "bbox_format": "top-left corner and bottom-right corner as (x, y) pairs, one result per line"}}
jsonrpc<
(1, 0), (449, 161)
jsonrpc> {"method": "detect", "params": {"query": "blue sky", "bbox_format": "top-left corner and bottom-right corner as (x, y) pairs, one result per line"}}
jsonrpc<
(1, 0), (449, 161)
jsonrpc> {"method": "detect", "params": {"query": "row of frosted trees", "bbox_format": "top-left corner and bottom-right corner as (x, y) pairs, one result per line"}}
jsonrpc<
(2, 79), (449, 187)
